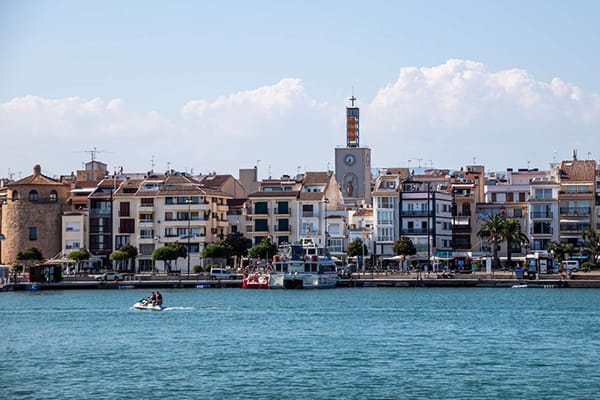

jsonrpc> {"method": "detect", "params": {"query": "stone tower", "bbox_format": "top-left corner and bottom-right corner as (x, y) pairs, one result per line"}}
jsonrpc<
(1, 165), (71, 264)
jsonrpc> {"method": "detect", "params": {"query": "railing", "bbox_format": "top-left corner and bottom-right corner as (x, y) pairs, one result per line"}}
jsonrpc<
(401, 210), (429, 217)
(452, 225), (471, 233)
(559, 207), (591, 215)
(530, 228), (553, 234)
(531, 211), (553, 218)
(401, 228), (429, 235)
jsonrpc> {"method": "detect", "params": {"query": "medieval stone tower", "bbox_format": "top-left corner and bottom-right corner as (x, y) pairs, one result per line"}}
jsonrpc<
(1, 165), (71, 264)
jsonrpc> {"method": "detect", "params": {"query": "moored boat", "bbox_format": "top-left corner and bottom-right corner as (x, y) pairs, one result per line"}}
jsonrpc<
(242, 272), (270, 289)
(269, 238), (337, 289)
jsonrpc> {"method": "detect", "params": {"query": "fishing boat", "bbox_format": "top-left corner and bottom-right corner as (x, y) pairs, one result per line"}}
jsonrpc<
(269, 238), (338, 289)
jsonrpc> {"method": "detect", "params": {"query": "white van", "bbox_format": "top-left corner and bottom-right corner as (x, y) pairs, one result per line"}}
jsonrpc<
(563, 260), (579, 272)
(210, 268), (236, 280)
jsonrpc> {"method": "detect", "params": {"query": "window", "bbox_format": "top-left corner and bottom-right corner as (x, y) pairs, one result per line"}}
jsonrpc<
(140, 198), (154, 207)
(115, 235), (129, 249)
(255, 219), (268, 232)
(65, 240), (80, 249)
(533, 188), (552, 199)
(29, 227), (37, 240)
(302, 204), (314, 217)
(50, 190), (58, 202)
(140, 229), (154, 239)
(255, 202), (269, 214)
(11, 190), (18, 201)
(514, 209), (523, 217)
(119, 219), (135, 234)
(119, 202), (131, 217)
(66, 222), (81, 232)
(29, 190), (39, 202)
(139, 244), (155, 255)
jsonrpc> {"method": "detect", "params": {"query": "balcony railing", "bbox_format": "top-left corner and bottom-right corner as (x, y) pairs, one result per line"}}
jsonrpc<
(530, 228), (553, 235)
(559, 207), (591, 215)
(531, 211), (553, 218)
(401, 228), (429, 235)
(401, 210), (429, 217)
(452, 225), (471, 233)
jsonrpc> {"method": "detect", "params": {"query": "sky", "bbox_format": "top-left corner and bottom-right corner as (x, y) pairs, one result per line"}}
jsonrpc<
(1, 0), (600, 180)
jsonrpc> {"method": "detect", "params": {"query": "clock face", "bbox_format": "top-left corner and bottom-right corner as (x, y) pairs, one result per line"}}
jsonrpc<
(344, 154), (355, 166)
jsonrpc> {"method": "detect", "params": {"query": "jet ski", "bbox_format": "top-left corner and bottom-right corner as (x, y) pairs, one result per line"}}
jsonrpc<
(133, 298), (165, 311)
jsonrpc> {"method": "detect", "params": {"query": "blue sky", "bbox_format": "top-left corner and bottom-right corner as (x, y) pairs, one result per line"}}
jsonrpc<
(2, 0), (600, 179)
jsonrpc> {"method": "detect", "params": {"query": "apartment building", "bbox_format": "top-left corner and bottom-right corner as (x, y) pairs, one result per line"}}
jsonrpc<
(556, 158), (597, 253)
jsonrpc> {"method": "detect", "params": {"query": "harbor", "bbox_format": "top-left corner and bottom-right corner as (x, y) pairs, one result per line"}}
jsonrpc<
(4, 270), (600, 291)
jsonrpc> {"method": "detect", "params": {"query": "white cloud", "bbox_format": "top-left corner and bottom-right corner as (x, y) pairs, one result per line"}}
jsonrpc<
(2, 61), (600, 178)
(365, 59), (600, 170)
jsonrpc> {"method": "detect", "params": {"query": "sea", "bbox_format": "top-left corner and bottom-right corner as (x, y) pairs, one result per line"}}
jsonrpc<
(1, 287), (599, 400)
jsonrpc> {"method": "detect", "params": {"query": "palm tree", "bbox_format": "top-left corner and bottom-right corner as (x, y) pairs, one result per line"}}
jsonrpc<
(582, 228), (600, 266)
(547, 240), (575, 262)
(502, 218), (529, 269)
(478, 215), (506, 269)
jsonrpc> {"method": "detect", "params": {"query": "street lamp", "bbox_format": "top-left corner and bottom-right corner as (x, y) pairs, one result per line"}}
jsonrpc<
(323, 198), (329, 250)
(186, 197), (192, 277)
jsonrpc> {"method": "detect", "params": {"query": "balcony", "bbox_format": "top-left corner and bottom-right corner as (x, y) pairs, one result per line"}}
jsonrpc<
(530, 227), (553, 235)
(530, 211), (553, 219)
(274, 225), (292, 232)
(452, 225), (472, 234)
(401, 228), (429, 235)
(274, 207), (291, 216)
(559, 207), (591, 216)
(401, 210), (429, 217)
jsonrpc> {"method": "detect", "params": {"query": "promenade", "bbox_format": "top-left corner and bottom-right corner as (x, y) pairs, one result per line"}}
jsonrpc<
(3, 270), (600, 291)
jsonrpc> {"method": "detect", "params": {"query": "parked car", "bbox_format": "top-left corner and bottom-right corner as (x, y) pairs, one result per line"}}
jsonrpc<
(95, 272), (122, 281)
(210, 268), (236, 280)
(562, 260), (579, 272)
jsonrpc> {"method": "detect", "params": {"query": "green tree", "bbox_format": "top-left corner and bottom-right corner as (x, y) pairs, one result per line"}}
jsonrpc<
(248, 237), (278, 260)
(202, 243), (229, 258)
(347, 238), (368, 258)
(582, 228), (600, 266)
(119, 243), (138, 272)
(478, 215), (506, 269)
(66, 248), (90, 272)
(221, 232), (252, 259)
(151, 246), (180, 272)
(109, 250), (128, 270)
(502, 218), (529, 268)
(16, 247), (44, 263)
(392, 236), (417, 258)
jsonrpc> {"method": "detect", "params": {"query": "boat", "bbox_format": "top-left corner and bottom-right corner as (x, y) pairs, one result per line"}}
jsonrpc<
(132, 299), (165, 311)
(511, 284), (528, 288)
(269, 238), (338, 289)
(242, 271), (270, 289)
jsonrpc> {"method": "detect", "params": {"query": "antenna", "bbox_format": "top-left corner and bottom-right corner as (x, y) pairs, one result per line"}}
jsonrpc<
(527, 160), (531, 170)
(413, 158), (424, 168)
(268, 164), (272, 179)
(553, 150), (558, 163)
(150, 155), (156, 173)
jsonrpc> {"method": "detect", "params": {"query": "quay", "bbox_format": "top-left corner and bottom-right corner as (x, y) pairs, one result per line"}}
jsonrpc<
(3, 271), (600, 291)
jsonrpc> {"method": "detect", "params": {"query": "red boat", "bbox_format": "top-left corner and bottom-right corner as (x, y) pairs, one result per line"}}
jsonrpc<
(242, 272), (270, 289)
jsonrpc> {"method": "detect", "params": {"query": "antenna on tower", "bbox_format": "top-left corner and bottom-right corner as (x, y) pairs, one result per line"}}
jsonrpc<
(150, 155), (156, 173)
(80, 147), (107, 162)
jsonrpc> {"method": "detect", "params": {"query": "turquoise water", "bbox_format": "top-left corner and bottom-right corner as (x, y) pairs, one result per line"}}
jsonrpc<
(1, 288), (599, 399)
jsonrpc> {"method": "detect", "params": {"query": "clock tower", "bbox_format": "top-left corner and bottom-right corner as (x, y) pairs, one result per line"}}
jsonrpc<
(334, 96), (372, 206)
